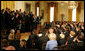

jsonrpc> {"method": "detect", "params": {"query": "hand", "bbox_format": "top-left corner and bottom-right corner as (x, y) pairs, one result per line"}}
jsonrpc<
(12, 17), (14, 20)
(73, 38), (77, 42)
(76, 39), (81, 42)
(45, 33), (48, 36)
(65, 41), (68, 45)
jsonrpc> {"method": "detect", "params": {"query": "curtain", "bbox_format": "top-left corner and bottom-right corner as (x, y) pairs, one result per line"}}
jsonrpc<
(47, 3), (50, 22)
(76, 3), (81, 22)
(1, 1), (15, 11)
(35, 2), (40, 16)
(1, 1), (3, 9)
(47, 3), (58, 22)
(68, 9), (72, 22)
(35, 3), (37, 16)
(76, 10), (80, 22)
(35, 2), (40, 34)
(54, 3), (58, 22)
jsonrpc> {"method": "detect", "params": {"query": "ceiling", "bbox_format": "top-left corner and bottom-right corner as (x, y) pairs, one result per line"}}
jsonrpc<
(35, 1), (84, 9)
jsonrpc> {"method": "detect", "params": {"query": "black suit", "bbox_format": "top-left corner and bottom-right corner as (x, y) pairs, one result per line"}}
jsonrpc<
(66, 36), (75, 47)
(14, 16), (19, 30)
(32, 17), (37, 30)
(36, 16), (42, 24)
(4, 11), (11, 34)
(21, 15), (25, 33)
(24, 15), (30, 32)
(27, 34), (39, 49)
(9, 15), (15, 29)
(70, 41), (84, 50)
(65, 30), (70, 37)
(4, 11), (10, 29)
(58, 39), (66, 46)
(1, 13), (6, 30)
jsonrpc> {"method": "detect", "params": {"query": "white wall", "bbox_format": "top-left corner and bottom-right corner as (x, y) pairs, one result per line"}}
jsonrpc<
(15, 1), (35, 14)
(25, 1), (35, 14)
(80, 9), (84, 22)
(79, 2), (84, 22)
(14, 1), (84, 22)
(15, 1), (25, 12)
(58, 3), (68, 21)
(40, 1), (47, 25)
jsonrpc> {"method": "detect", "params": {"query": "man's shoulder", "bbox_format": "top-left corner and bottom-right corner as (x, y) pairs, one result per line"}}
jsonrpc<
(6, 46), (15, 50)
(47, 40), (54, 42)
(47, 40), (57, 44)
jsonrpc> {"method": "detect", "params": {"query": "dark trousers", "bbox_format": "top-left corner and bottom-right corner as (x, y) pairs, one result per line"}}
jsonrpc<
(32, 23), (37, 30)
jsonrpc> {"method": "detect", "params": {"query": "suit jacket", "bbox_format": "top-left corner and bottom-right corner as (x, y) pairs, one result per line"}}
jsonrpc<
(45, 40), (58, 50)
(58, 39), (66, 46)
(5, 12), (11, 29)
(66, 36), (75, 46)
(37, 16), (43, 24)
(1, 13), (6, 29)
(14, 16), (19, 29)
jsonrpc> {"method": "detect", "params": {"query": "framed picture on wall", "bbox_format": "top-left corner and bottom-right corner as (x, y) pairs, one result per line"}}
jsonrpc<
(25, 3), (31, 14)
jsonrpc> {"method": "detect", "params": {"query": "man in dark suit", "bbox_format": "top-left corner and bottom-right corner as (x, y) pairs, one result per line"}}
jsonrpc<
(21, 11), (26, 33)
(36, 16), (43, 24)
(27, 29), (39, 49)
(9, 11), (15, 29)
(5, 8), (12, 34)
(14, 13), (19, 30)
(1, 9), (6, 30)
(32, 15), (37, 30)
(27, 13), (31, 32)
(58, 33), (66, 46)
(65, 31), (76, 48)
(24, 13), (30, 32)
(28, 12), (34, 32)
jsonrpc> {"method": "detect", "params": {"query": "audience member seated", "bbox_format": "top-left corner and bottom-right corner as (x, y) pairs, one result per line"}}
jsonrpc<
(45, 28), (58, 50)
(1, 8), (84, 50)
(58, 33), (66, 46)
(1, 39), (16, 50)
(80, 26), (84, 33)
(15, 30), (21, 40)
(65, 31), (76, 47)
(18, 40), (28, 50)
(27, 29), (40, 49)
(1, 29), (8, 39)
(8, 29), (15, 40)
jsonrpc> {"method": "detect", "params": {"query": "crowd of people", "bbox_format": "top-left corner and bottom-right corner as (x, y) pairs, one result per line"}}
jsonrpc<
(1, 8), (84, 50)
(1, 8), (43, 34)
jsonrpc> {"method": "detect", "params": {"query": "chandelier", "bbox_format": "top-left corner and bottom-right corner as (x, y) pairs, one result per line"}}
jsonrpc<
(57, 1), (68, 6)
(68, 1), (78, 9)
(47, 1), (80, 9)
(57, 1), (79, 9)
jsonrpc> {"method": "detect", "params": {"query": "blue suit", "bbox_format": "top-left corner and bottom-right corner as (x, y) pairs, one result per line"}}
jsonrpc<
(45, 40), (58, 50)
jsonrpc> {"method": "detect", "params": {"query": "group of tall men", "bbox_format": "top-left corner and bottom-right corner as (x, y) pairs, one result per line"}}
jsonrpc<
(1, 8), (43, 34)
